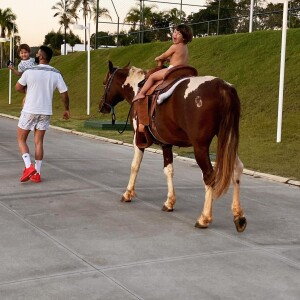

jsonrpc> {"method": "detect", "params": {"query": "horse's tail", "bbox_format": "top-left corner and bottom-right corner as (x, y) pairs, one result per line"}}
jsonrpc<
(213, 84), (240, 199)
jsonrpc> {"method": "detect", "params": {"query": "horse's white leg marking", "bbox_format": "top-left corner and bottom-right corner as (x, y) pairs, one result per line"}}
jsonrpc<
(197, 185), (213, 227)
(122, 119), (144, 202)
(163, 163), (176, 211)
(231, 155), (245, 219)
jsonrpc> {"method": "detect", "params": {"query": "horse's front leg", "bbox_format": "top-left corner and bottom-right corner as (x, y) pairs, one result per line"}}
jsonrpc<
(121, 131), (144, 202)
(161, 145), (176, 212)
(232, 156), (247, 232)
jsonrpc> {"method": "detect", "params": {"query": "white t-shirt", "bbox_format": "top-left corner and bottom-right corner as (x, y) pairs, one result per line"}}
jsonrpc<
(18, 58), (36, 72)
(18, 65), (68, 115)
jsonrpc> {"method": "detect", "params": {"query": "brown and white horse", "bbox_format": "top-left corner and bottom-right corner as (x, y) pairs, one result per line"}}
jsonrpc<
(99, 61), (247, 232)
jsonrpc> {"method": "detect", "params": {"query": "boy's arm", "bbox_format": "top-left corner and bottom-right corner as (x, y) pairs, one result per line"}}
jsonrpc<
(8, 65), (22, 76)
(155, 44), (176, 64)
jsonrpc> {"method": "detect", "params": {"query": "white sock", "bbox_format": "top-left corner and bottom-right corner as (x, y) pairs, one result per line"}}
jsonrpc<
(35, 160), (42, 174)
(22, 153), (31, 168)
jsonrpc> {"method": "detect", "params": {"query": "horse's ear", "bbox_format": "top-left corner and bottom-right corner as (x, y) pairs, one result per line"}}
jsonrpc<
(108, 60), (114, 73)
(123, 62), (130, 69)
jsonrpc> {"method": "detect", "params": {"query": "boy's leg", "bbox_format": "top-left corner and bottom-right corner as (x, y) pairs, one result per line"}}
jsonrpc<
(134, 68), (167, 101)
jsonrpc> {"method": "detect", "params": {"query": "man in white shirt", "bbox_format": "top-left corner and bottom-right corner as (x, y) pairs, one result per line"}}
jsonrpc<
(15, 45), (70, 183)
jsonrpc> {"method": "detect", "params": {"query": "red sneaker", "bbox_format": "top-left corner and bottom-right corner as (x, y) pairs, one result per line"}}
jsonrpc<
(30, 173), (41, 183)
(20, 164), (36, 182)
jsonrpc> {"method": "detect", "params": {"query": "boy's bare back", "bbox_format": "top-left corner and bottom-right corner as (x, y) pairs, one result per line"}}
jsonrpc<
(168, 43), (189, 66)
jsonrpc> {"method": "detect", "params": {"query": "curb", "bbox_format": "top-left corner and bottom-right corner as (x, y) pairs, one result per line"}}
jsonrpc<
(1, 113), (299, 188)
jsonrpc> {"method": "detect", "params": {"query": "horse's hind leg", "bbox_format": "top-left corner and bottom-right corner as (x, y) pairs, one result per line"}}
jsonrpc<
(195, 184), (214, 228)
(121, 134), (144, 202)
(194, 145), (214, 228)
(161, 145), (176, 212)
(232, 156), (247, 232)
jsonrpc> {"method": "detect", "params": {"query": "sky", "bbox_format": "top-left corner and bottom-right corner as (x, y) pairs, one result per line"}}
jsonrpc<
(0, 0), (285, 46)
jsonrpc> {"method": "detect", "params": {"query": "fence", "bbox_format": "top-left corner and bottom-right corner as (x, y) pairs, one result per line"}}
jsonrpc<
(95, 7), (300, 48)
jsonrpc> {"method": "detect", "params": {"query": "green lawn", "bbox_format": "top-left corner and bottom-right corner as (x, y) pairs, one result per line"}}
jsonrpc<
(1, 29), (299, 180)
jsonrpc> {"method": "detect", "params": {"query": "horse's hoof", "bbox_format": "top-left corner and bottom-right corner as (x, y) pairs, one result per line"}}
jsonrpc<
(121, 196), (131, 203)
(194, 221), (208, 229)
(234, 216), (247, 232)
(162, 205), (173, 212)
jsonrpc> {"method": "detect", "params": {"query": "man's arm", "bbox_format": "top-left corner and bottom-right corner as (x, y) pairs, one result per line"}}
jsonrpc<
(60, 91), (70, 120)
(15, 82), (26, 94)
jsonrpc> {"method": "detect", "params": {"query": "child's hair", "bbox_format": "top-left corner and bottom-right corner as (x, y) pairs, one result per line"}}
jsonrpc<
(175, 24), (193, 44)
(17, 44), (31, 54)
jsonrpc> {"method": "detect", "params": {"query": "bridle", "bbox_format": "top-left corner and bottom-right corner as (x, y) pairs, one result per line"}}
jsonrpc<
(99, 67), (119, 114)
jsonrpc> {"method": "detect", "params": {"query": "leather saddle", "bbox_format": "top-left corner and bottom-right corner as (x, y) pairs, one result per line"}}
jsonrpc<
(134, 65), (198, 148)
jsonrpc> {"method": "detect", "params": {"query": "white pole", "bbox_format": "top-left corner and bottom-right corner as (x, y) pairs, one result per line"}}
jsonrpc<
(9, 35), (12, 104)
(249, 0), (254, 33)
(87, 23), (91, 115)
(277, 0), (289, 143)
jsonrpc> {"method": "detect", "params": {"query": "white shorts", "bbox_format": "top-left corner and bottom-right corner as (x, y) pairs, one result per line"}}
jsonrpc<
(18, 111), (51, 131)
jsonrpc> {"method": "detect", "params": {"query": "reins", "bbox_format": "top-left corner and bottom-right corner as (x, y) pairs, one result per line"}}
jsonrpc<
(100, 67), (133, 134)
(114, 103), (134, 134)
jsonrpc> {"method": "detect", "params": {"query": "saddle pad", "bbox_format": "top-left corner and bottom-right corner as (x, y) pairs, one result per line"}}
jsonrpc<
(157, 77), (189, 104)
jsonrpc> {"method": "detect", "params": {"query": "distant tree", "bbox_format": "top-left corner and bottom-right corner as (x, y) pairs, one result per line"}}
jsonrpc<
(0, 8), (18, 68)
(44, 31), (64, 51)
(90, 31), (116, 48)
(68, 38), (76, 52)
(151, 12), (171, 41)
(258, 1), (300, 30)
(44, 31), (81, 54)
(117, 30), (136, 46)
(288, 0), (300, 28)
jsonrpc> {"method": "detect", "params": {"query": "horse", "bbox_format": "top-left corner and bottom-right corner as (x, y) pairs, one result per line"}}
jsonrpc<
(99, 61), (247, 232)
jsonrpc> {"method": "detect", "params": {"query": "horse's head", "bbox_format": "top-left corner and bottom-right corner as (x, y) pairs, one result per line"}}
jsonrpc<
(99, 61), (146, 114)
(99, 61), (130, 114)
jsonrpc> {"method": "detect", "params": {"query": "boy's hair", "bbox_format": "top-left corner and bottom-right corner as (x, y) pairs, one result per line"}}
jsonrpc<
(18, 44), (31, 54)
(175, 24), (193, 44)
(40, 45), (53, 62)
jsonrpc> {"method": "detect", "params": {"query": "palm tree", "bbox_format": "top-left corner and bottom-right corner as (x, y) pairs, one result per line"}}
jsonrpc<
(125, 4), (157, 30)
(167, 8), (186, 26)
(0, 8), (17, 68)
(72, 0), (112, 50)
(125, 4), (157, 43)
(52, 0), (77, 55)
(92, 2), (111, 24)
(92, 1), (112, 48)
(71, 0), (95, 50)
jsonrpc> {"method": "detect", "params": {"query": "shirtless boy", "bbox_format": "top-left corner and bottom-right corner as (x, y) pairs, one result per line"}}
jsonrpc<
(133, 24), (193, 101)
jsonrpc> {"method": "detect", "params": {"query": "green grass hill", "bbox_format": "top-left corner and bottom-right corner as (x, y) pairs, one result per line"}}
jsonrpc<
(0, 29), (299, 180)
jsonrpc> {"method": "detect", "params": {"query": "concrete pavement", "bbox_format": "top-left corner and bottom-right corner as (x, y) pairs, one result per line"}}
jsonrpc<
(0, 115), (299, 300)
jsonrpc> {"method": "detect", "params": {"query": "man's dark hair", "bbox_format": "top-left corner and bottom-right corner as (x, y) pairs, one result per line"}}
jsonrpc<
(175, 24), (193, 44)
(40, 45), (53, 62)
